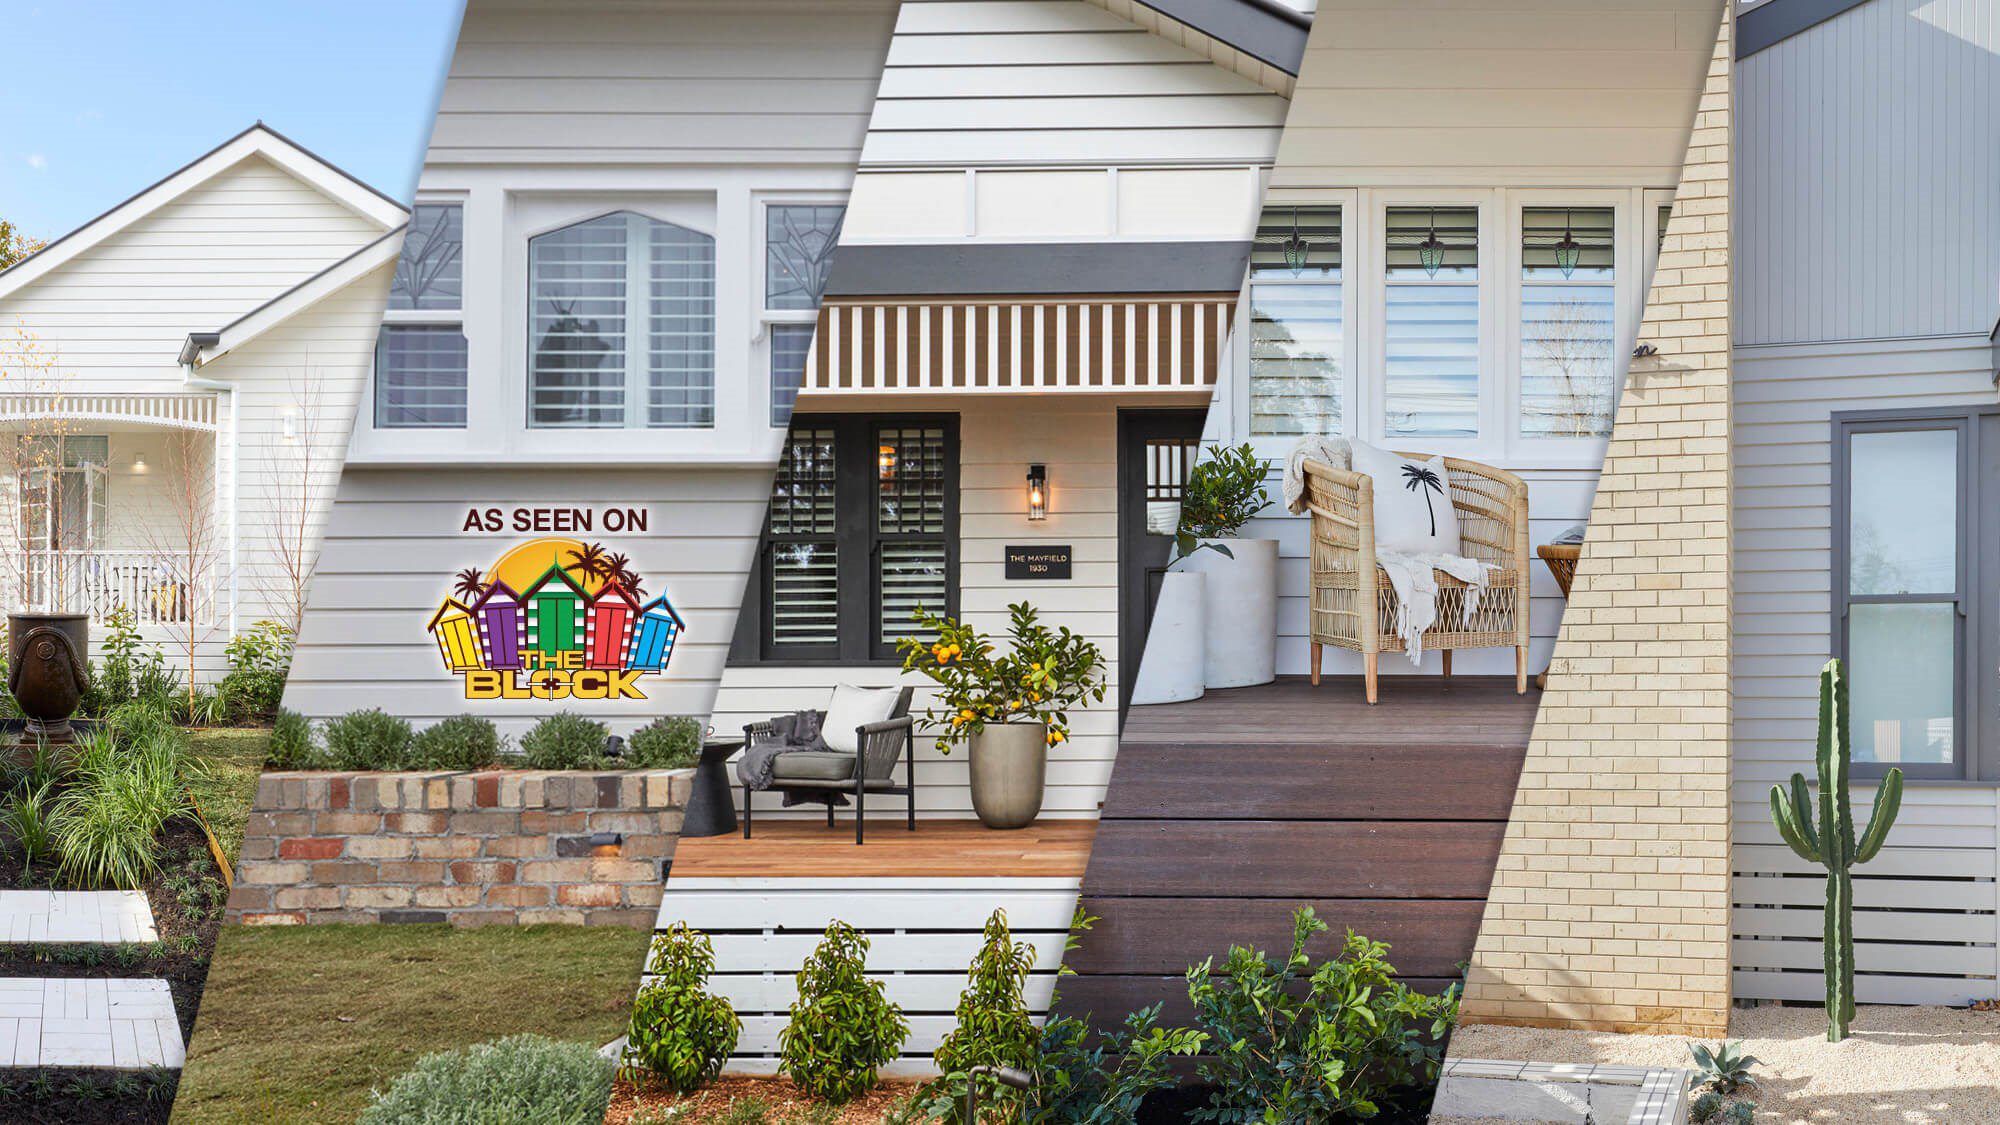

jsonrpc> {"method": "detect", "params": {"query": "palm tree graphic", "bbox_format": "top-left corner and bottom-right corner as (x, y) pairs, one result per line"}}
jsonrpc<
(603, 552), (645, 599)
(565, 542), (610, 581)
(1401, 463), (1445, 536)
(453, 567), (488, 600)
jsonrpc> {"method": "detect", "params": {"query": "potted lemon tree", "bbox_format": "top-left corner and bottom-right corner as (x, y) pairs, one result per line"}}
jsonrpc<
(900, 602), (1105, 829)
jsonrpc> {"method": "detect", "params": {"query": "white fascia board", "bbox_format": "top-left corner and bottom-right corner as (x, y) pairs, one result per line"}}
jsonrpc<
(186, 226), (405, 371)
(0, 123), (407, 302)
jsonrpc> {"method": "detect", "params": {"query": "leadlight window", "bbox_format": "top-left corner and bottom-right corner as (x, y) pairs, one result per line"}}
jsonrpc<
(766, 204), (845, 427)
(1248, 206), (1343, 437)
(528, 211), (716, 429)
(746, 416), (958, 662)
(377, 203), (467, 428)
(1384, 206), (1479, 438)
(1520, 206), (1616, 437)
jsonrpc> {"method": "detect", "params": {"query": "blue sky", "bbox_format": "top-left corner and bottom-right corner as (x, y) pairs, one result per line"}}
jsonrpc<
(1, 1), (465, 240)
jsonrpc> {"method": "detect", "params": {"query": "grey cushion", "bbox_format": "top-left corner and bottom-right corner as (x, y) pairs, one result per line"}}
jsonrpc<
(771, 751), (857, 782)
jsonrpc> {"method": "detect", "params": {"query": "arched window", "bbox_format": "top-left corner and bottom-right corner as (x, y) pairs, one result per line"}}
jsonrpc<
(528, 212), (715, 429)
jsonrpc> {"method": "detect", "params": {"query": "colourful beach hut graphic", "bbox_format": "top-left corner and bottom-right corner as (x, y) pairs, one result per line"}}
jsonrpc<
(585, 579), (642, 670)
(428, 598), (480, 672)
(522, 563), (589, 658)
(627, 593), (686, 672)
(471, 581), (524, 671)
(427, 537), (683, 699)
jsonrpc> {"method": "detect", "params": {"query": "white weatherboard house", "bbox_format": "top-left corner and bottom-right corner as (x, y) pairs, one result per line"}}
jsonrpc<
(1202, 0), (1718, 685)
(670, 0), (1311, 1070)
(1730, 0), (2000, 1007)
(283, 0), (901, 734)
(0, 125), (406, 680)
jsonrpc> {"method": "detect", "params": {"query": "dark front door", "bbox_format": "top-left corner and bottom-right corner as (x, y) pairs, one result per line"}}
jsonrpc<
(1117, 409), (1205, 717)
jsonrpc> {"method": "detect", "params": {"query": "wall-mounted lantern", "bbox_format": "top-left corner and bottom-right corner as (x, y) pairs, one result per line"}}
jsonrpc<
(1552, 208), (1582, 278)
(1026, 464), (1048, 521)
(129, 453), (148, 474)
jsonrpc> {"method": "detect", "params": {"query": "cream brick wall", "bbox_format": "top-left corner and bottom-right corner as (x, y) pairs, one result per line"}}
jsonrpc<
(1458, 13), (1733, 1038)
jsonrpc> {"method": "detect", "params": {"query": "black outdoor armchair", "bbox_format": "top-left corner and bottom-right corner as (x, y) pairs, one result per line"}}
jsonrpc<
(741, 685), (916, 845)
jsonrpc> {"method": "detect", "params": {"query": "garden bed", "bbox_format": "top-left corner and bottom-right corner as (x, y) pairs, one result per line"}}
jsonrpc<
(606, 1076), (922, 1124)
(1449, 1004), (2000, 1123)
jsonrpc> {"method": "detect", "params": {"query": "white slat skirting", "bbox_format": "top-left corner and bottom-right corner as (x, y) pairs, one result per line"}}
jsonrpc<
(652, 877), (1081, 1072)
(806, 295), (1236, 394)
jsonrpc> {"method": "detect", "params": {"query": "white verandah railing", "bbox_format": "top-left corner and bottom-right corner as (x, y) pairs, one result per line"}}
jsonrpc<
(17, 550), (212, 627)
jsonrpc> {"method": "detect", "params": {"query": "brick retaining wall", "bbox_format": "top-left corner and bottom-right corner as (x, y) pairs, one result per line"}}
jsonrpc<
(224, 768), (691, 928)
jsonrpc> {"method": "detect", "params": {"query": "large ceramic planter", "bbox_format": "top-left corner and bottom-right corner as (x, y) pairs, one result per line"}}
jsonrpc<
(1179, 537), (1278, 689)
(1127, 570), (1206, 706)
(968, 721), (1048, 829)
(8, 612), (90, 742)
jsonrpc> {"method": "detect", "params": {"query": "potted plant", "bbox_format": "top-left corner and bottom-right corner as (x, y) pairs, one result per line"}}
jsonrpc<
(1173, 442), (1278, 690)
(900, 602), (1105, 829)
(8, 611), (90, 742)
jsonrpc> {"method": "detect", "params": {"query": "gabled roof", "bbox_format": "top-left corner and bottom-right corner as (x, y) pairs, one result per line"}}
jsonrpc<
(1118, 0), (1311, 75)
(637, 593), (687, 630)
(180, 225), (407, 368)
(471, 580), (523, 610)
(427, 598), (472, 631)
(0, 122), (408, 302)
(523, 564), (591, 601)
(590, 578), (643, 610)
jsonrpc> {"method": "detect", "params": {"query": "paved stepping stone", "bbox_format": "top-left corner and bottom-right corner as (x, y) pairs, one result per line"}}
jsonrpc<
(0, 891), (158, 944)
(0, 978), (183, 1068)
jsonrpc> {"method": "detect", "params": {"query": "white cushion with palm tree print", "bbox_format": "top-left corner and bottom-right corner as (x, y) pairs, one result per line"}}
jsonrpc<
(1350, 440), (1459, 555)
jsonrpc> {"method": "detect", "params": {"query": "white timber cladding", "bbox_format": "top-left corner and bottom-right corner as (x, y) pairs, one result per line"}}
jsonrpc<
(0, 139), (397, 680)
(806, 296), (1236, 393)
(1729, 0), (2000, 1007)
(863, 0), (1291, 169)
(285, 0), (899, 729)
(841, 166), (1266, 244)
(715, 395), (1175, 817)
(1275, 0), (1717, 190)
(657, 878), (1078, 1073)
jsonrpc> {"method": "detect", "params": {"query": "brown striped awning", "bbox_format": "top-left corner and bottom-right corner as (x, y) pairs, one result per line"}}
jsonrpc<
(804, 294), (1237, 395)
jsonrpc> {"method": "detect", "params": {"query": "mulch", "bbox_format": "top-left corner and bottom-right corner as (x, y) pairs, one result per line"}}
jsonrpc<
(605, 1075), (924, 1124)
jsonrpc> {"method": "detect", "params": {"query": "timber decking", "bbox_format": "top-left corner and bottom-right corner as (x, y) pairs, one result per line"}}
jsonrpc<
(1061, 675), (1536, 1026)
(667, 818), (1095, 880)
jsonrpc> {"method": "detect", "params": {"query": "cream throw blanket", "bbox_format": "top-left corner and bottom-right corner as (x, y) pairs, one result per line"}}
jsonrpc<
(1283, 436), (1493, 664)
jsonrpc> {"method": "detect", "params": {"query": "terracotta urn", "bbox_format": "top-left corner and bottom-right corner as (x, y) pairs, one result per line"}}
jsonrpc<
(8, 612), (90, 742)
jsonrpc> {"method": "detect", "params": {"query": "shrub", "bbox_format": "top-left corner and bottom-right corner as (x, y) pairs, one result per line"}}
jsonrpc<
(52, 729), (192, 890)
(1185, 907), (1458, 1123)
(625, 716), (702, 769)
(625, 922), (740, 1093)
(178, 686), (229, 728)
(778, 920), (909, 1103)
(221, 619), (293, 721)
(926, 910), (1040, 1121)
(1030, 1004), (1206, 1125)
(3, 784), (56, 875)
(411, 715), (503, 771)
(358, 1033), (613, 1125)
(322, 709), (415, 771)
(1174, 442), (1270, 560)
(104, 700), (179, 746)
(96, 606), (144, 707)
(132, 653), (180, 712)
(266, 710), (321, 770)
(519, 712), (608, 770)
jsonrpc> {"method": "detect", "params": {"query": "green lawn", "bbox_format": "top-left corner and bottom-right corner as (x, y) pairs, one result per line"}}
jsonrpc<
(185, 727), (270, 864)
(170, 924), (650, 1123)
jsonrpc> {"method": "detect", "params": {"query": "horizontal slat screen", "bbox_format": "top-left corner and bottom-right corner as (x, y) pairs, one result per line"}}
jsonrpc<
(807, 295), (1237, 393)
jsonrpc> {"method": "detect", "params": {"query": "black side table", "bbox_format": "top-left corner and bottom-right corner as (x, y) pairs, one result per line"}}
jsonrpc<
(681, 737), (745, 838)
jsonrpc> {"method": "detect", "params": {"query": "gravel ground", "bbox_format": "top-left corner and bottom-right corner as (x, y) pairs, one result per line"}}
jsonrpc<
(1441, 1005), (2000, 1124)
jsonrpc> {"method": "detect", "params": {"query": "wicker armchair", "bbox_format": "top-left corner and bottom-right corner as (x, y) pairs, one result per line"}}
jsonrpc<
(1298, 456), (1531, 703)
(741, 686), (916, 845)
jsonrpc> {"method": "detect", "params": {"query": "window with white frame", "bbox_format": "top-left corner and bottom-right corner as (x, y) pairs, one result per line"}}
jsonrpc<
(377, 203), (467, 428)
(1384, 206), (1480, 439)
(528, 211), (716, 429)
(1519, 206), (1616, 438)
(764, 204), (844, 427)
(1248, 206), (1343, 437)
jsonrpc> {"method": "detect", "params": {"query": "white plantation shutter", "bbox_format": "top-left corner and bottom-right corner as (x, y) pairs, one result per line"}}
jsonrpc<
(767, 429), (839, 653)
(1249, 206), (1344, 437)
(1520, 207), (1617, 438)
(1384, 206), (1480, 439)
(877, 425), (949, 646)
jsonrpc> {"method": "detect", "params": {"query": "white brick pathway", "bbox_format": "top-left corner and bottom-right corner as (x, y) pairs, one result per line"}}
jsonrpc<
(0, 978), (184, 1068)
(0, 891), (158, 944)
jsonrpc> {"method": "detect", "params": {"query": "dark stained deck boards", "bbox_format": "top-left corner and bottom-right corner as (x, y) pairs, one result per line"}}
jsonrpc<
(1062, 675), (1537, 1030)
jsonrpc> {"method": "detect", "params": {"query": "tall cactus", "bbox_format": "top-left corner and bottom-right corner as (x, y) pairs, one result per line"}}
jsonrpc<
(1768, 657), (1902, 1042)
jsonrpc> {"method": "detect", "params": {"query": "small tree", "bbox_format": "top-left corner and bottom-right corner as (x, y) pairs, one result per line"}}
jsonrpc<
(624, 922), (740, 1093)
(929, 910), (1040, 1121)
(139, 428), (219, 715)
(254, 362), (337, 633)
(0, 221), (44, 271)
(778, 921), (909, 1104)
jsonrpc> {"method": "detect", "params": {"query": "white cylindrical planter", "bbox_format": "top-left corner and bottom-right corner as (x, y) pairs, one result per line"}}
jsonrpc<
(1128, 570), (1206, 705)
(1181, 537), (1279, 690)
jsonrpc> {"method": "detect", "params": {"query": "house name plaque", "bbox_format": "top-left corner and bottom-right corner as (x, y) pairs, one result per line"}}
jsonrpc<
(1004, 545), (1072, 580)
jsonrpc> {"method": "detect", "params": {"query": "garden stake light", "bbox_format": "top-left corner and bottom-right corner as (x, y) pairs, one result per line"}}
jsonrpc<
(965, 1064), (1035, 1122)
